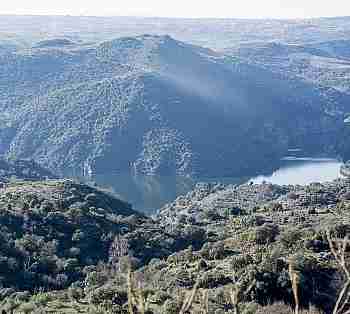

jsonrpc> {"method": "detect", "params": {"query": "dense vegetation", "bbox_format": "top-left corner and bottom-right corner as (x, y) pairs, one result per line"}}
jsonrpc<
(0, 162), (349, 313)
(0, 179), (206, 293)
(0, 15), (350, 314)
(0, 35), (349, 178)
(226, 39), (350, 160)
(228, 40), (350, 94)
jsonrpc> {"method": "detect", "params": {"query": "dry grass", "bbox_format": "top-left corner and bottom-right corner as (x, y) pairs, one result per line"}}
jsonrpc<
(255, 302), (323, 314)
(127, 266), (150, 314)
(288, 256), (301, 314)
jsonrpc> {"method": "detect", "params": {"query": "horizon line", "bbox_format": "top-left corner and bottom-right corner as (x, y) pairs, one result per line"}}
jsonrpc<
(0, 13), (350, 21)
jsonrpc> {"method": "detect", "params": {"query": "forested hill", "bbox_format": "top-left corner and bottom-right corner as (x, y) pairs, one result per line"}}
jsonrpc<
(0, 35), (349, 177)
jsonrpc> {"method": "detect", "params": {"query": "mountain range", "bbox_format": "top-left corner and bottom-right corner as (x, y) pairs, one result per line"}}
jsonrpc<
(1, 15), (350, 50)
(1, 15), (350, 313)
(0, 35), (349, 177)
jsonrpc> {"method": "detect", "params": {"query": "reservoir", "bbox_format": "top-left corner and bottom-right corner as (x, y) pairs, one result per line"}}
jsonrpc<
(251, 157), (342, 186)
(88, 157), (342, 213)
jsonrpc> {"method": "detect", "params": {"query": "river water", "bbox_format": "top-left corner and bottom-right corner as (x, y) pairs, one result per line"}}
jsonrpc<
(251, 157), (342, 185)
(88, 157), (342, 213)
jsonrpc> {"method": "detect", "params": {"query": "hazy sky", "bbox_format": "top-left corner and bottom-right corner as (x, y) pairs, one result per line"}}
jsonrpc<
(1, 0), (349, 19)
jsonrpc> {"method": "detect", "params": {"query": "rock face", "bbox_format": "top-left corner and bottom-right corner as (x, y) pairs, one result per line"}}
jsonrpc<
(0, 35), (349, 177)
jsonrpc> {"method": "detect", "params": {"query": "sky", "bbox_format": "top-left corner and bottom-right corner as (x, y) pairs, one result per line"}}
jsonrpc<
(0, 0), (349, 19)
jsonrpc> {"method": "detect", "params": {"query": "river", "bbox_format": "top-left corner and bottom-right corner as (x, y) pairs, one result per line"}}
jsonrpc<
(87, 157), (342, 213)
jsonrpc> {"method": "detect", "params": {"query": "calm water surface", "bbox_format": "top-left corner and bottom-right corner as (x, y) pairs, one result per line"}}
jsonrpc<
(88, 157), (342, 213)
(251, 157), (342, 185)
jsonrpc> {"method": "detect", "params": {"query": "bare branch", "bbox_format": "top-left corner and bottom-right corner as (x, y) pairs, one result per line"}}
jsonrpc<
(326, 230), (350, 314)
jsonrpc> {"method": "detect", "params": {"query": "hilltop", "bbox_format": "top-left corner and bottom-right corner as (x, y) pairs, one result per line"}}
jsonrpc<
(0, 35), (349, 177)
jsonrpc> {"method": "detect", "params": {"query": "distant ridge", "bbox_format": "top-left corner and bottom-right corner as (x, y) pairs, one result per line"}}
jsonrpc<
(1, 15), (350, 50)
(35, 38), (75, 48)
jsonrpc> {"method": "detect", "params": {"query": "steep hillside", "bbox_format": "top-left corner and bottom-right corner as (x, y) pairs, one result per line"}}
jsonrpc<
(227, 39), (350, 161)
(0, 35), (349, 177)
(0, 178), (205, 294)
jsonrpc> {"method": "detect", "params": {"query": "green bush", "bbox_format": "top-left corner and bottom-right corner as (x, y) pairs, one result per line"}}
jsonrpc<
(279, 228), (304, 249)
(254, 224), (280, 245)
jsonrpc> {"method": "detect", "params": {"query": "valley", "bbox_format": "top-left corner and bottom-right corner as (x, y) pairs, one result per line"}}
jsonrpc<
(85, 157), (343, 213)
(0, 14), (350, 314)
